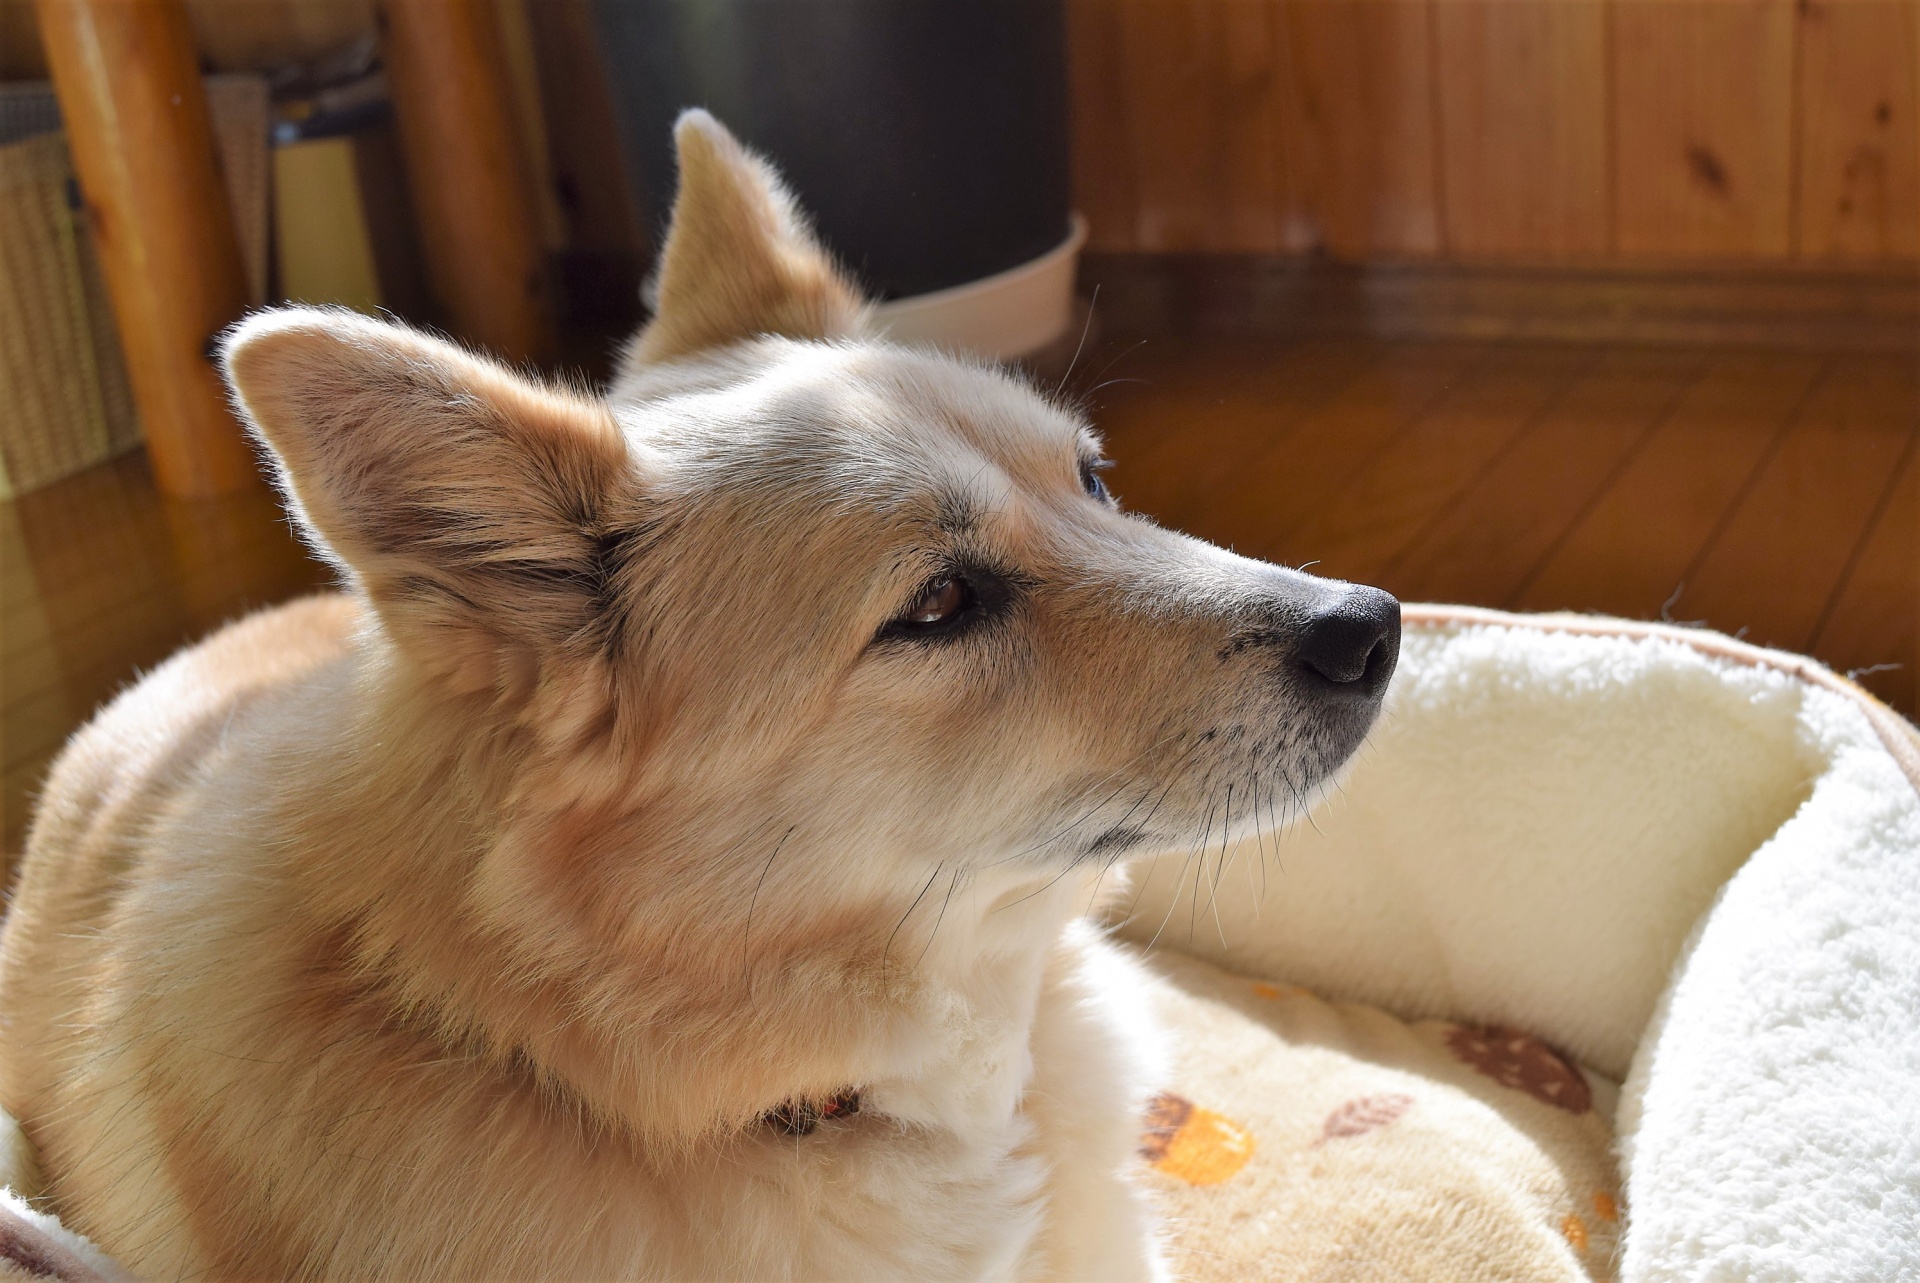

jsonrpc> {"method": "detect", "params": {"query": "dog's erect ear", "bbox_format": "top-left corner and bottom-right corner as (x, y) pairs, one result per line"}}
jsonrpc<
(222, 307), (633, 667)
(626, 110), (867, 366)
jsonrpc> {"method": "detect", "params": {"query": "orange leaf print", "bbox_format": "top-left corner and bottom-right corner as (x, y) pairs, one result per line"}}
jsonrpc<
(1139, 1092), (1256, 1185)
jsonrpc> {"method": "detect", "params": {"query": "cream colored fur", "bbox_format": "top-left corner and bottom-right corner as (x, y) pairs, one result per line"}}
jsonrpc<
(0, 112), (1392, 1280)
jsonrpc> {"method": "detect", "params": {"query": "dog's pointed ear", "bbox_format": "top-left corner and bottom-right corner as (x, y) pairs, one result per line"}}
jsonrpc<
(222, 307), (635, 672)
(626, 110), (867, 367)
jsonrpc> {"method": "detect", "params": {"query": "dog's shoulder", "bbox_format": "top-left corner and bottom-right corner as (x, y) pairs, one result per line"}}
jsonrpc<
(4, 587), (363, 1003)
(0, 591), (366, 1277)
(30, 591), (362, 851)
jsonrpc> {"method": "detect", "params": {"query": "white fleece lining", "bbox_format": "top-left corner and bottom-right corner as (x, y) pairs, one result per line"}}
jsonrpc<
(1123, 609), (1920, 1281)
(1617, 681), (1920, 1280)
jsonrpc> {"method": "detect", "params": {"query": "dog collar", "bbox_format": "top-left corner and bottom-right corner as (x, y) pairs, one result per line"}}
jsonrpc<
(763, 1089), (861, 1135)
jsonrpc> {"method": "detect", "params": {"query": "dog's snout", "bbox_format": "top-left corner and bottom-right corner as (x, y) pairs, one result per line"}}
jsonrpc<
(1298, 586), (1400, 694)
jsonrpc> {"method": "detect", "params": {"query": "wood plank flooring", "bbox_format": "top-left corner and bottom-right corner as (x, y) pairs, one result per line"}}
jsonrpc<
(1083, 332), (1918, 713)
(4, 332), (1914, 864)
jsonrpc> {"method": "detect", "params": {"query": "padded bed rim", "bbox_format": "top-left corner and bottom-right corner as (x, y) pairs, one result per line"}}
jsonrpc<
(1400, 603), (1920, 795)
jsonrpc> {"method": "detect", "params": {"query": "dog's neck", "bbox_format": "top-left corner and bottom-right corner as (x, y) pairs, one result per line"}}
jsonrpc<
(840, 868), (1103, 1137)
(280, 644), (1102, 1151)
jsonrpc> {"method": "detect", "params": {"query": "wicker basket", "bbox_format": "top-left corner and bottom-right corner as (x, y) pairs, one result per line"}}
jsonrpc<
(0, 76), (268, 500)
(0, 131), (135, 499)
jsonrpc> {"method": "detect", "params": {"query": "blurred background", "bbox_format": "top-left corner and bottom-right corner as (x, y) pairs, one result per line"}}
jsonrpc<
(2, 0), (1916, 857)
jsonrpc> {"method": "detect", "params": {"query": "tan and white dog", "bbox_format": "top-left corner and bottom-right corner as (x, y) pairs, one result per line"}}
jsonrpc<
(0, 113), (1398, 1281)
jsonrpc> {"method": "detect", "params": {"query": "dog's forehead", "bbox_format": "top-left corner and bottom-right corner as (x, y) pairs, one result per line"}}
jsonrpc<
(856, 346), (1085, 457)
(620, 340), (1089, 504)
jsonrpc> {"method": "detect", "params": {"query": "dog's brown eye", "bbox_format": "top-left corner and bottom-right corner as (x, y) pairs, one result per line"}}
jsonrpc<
(876, 568), (1011, 646)
(904, 576), (968, 626)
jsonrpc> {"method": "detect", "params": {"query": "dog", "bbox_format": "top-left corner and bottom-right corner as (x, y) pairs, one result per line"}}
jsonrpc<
(0, 111), (1398, 1280)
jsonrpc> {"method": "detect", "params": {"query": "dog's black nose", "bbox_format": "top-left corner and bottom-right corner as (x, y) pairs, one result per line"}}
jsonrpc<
(1298, 586), (1400, 695)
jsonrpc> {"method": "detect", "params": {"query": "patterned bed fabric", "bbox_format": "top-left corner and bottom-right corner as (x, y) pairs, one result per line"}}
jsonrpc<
(1135, 948), (1623, 1283)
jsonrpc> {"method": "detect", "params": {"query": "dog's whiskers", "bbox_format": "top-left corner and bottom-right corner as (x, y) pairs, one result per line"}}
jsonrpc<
(741, 824), (797, 968)
(1185, 794), (1217, 946)
(1051, 283), (1099, 402)
(1202, 784), (1233, 950)
(913, 867), (963, 969)
(985, 724), (1207, 869)
(883, 863), (944, 975)
(1141, 842), (1200, 956)
(1070, 338), (1150, 416)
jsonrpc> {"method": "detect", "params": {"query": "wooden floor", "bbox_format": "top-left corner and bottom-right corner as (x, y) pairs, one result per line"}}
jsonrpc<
(1090, 334), (1918, 717)
(4, 333), (1916, 856)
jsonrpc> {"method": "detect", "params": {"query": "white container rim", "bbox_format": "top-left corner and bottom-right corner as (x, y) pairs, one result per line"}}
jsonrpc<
(870, 213), (1088, 362)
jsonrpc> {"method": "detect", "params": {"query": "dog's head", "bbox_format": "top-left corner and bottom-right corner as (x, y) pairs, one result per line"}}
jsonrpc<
(221, 113), (1395, 1110)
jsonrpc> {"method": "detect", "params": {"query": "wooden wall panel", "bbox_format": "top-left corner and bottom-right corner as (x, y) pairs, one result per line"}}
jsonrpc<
(1066, 0), (1918, 265)
(1611, 0), (1797, 258)
(1276, 0), (1440, 258)
(1433, 1), (1609, 259)
(1091, 0), (1289, 252)
(1795, 0), (1920, 260)
(1066, 0), (1145, 252)
(10, 0), (1919, 267)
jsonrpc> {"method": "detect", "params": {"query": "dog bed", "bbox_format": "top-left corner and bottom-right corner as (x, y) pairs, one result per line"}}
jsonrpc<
(1122, 606), (1920, 1282)
(3, 607), (1915, 1281)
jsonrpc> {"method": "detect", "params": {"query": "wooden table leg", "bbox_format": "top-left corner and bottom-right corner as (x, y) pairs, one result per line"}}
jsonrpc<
(381, 0), (556, 365)
(34, 0), (261, 499)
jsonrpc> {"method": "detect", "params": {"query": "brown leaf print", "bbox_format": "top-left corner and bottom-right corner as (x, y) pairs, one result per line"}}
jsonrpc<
(1139, 1091), (1195, 1164)
(1313, 1092), (1414, 1145)
(1445, 1025), (1593, 1114)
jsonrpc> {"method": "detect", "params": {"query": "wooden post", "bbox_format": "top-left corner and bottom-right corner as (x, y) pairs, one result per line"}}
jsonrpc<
(381, 0), (556, 365)
(34, 0), (261, 498)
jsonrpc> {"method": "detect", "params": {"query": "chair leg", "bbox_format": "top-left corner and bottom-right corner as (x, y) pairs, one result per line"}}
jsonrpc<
(381, 0), (556, 365)
(34, 0), (260, 499)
